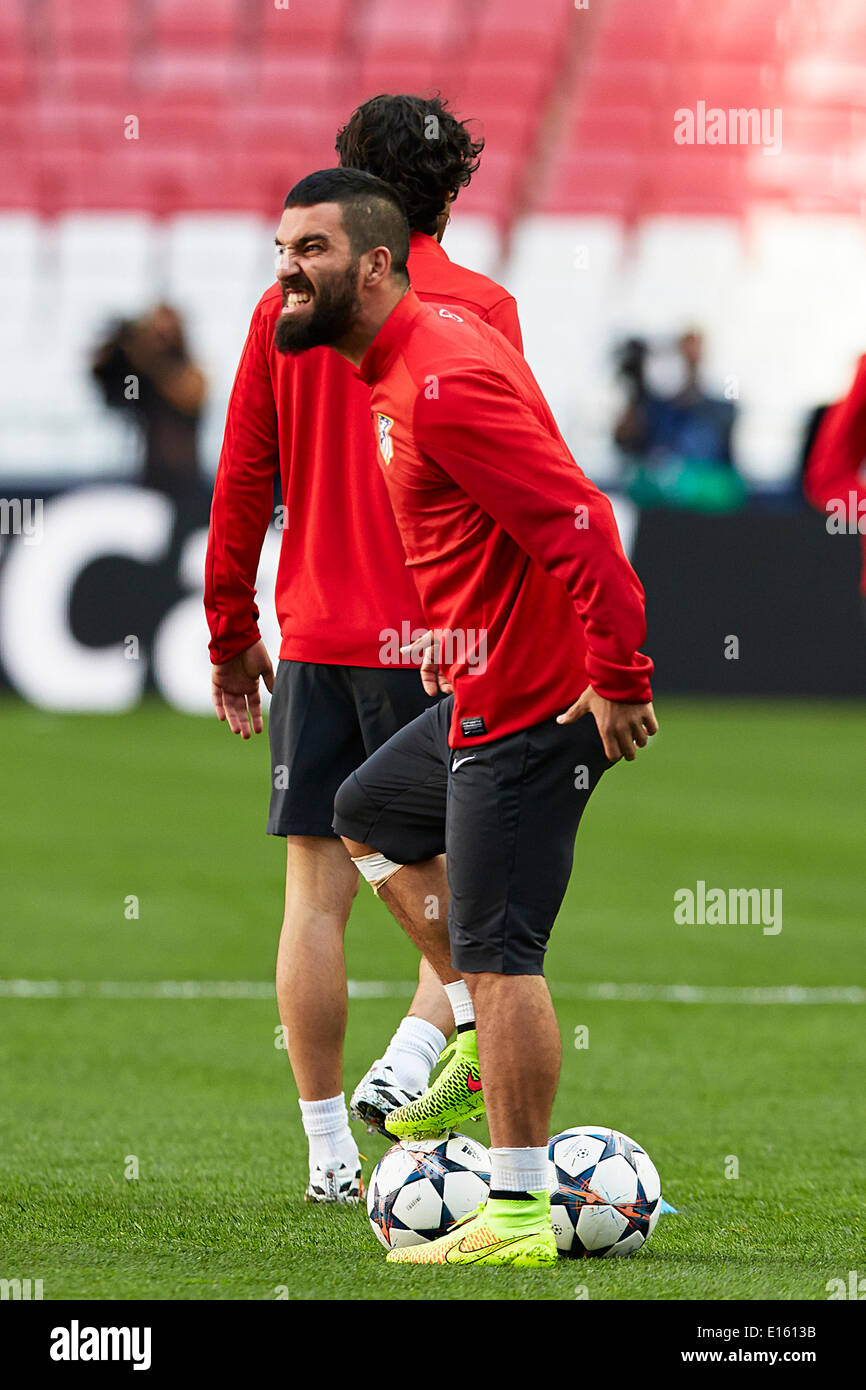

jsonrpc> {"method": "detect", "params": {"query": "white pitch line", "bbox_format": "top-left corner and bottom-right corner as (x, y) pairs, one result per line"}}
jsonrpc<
(0, 979), (863, 1005)
(571, 982), (866, 1005)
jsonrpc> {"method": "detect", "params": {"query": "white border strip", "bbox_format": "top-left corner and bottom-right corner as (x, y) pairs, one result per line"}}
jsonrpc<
(0, 979), (862, 1004)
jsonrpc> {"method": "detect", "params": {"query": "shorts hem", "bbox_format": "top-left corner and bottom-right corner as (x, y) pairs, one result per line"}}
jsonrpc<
(450, 950), (547, 976)
(266, 819), (339, 839)
(330, 812), (375, 846)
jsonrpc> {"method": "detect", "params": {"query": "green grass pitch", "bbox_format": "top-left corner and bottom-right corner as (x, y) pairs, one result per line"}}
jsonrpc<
(0, 696), (863, 1300)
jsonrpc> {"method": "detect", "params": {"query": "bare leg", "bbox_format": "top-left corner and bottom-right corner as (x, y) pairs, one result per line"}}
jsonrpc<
(278, 837), (454, 1100)
(276, 836), (358, 1101)
(341, 838), (460, 988)
(464, 973), (561, 1148)
(409, 957), (455, 1038)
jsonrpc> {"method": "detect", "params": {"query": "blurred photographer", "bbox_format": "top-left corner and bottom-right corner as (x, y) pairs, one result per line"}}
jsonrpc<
(91, 303), (207, 500)
(613, 329), (743, 512)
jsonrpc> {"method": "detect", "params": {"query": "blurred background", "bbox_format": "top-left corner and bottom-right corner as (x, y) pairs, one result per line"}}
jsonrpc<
(2, 0), (866, 710)
(2, 1), (864, 1302)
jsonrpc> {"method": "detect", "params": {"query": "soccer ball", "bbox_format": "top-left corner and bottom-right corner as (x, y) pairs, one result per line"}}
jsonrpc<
(549, 1125), (661, 1257)
(367, 1135), (491, 1249)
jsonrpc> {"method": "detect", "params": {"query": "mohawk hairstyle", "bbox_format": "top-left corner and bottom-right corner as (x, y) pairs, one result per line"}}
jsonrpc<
(283, 167), (410, 277)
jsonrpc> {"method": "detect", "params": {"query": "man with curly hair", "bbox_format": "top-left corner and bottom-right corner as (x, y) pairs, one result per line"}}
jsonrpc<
(204, 95), (522, 1204)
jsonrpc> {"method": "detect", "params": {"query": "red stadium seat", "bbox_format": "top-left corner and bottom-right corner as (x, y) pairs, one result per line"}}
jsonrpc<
(133, 103), (232, 154)
(0, 56), (32, 102)
(666, 61), (781, 112)
(675, 0), (789, 64)
(119, 148), (227, 215)
(34, 103), (125, 155)
(0, 104), (39, 209)
(778, 105), (855, 155)
(450, 61), (550, 118)
(746, 148), (863, 214)
(135, 54), (240, 104)
(44, 0), (134, 62)
(455, 148), (522, 222)
(223, 147), (339, 215)
(35, 143), (234, 216)
(541, 150), (640, 217)
(35, 148), (133, 214)
(356, 55), (444, 100)
(568, 106), (655, 153)
(256, 54), (347, 108)
(639, 151), (746, 216)
(470, 107), (538, 159)
(362, 0), (463, 43)
(151, 0), (241, 52)
(578, 61), (668, 112)
(0, 0), (26, 61)
(0, 154), (38, 209)
(260, 0), (351, 55)
(40, 58), (133, 105)
(0, 103), (28, 156)
(139, 149), (230, 214)
(229, 106), (344, 164)
(595, 0), (682, 62)
(357, 0), (464, 65)
(471, 0), (569, 63)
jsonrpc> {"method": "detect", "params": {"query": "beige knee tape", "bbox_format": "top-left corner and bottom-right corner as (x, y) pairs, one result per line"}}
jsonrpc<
(351, 852), (404, 896)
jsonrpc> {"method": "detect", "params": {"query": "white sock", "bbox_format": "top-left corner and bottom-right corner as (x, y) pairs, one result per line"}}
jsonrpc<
(381, 1017), (446, 1093)
(444, 978), (475, 1027)
(489, 1146), (555, 1194)
(299, 1093), (358, 1173)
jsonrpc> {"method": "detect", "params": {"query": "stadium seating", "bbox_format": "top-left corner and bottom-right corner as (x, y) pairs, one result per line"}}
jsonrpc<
(261, 0), (352, 55)
(44, 0), (136, 62)
(2, 0), (866, 486)
(151, 0), (242, 53)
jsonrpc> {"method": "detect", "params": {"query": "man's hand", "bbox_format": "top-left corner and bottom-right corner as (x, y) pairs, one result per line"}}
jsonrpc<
(399, 629), (454, 697)
(211, 639), (275, 739)
(557, 684), (658, 763)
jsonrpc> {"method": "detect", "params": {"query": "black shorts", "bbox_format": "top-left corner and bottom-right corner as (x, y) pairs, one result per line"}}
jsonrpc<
(267, 660), (441, 837)
(333, 697), (611, 975)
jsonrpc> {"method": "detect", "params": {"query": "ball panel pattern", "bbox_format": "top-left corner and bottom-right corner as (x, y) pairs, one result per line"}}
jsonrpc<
(367, 1135), (491, 1250)
(548, 1126), (662, 1258)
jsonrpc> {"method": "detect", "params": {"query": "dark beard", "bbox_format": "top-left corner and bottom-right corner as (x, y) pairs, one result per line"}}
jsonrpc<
(273, 260), (361, 354)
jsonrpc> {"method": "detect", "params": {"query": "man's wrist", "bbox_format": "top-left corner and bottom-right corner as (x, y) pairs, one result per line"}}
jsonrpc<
(209, 630), (262, 667)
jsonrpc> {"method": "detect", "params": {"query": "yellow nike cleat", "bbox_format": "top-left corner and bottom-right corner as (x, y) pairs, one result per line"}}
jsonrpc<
(385, 1194), (558, 1267)
(385, 1031), (484, 1141)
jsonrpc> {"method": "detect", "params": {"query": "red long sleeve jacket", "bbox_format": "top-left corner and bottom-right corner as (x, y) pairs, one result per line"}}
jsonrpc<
(804, 354), (866, 595)
(358, 290), (654, 747)
(205, 232), (522, 665)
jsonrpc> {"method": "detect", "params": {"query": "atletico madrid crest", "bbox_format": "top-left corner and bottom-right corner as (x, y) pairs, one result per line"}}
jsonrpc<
(376, 412), (394, 464)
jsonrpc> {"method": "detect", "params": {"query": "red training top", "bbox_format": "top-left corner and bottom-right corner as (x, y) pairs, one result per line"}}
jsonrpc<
(804, 354), (866, 595)
(205, 232), (522, 666)
(358, 290), (654, 748)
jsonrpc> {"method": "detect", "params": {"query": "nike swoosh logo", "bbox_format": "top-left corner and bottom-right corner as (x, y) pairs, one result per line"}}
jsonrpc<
(466, 1071), (483, 1093)
(445, 1232), (532, 1264)
(452, 755), (476, 771)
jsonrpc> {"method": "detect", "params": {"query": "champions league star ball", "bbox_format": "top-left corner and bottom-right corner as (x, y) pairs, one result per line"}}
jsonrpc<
(367, 1135), (491, 1250)
(549, 1126), (661, 1257)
